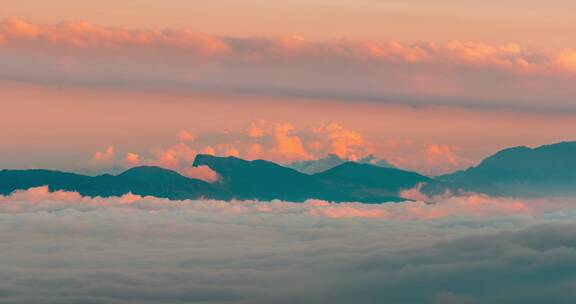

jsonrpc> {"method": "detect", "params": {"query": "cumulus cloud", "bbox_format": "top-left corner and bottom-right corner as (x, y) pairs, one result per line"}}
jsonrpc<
(182, 165), (220, 183)
(83, 139), (220, 182)
(123, 152), (141, 167)
(178, 130), (195, 142)
(1, 187), (576, 303)
(81, 123), (469, 176)
(260, 121), (311, 162)
(151, 142), (220, 182)
(310, 123), (370, 160)
(2, 19), (576, 111)
(234, 120), (374, 163)
(88, 146), (115, 168)
(130, 121), (375, 167)
(382, 140), (474, 176)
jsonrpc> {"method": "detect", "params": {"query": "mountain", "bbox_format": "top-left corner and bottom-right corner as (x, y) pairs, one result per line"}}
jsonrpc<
(0, 155), (431, 203)
(0, 166), (216, 200)
(3, 141), (575, 202)
(193, 155), (429, 203)
(0, 169), (92, 195)
(316, 162), (432, 191)
(193, 155), (324, 201)
(439, 141), (576, 197)
(287, 154), (394, 174)
(313, 162), (433, 203)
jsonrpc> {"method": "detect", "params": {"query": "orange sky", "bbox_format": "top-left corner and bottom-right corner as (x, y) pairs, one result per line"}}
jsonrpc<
(2, 0), (576, 48)
(2, 81), (576, 175)
(1, 3), (576, 175)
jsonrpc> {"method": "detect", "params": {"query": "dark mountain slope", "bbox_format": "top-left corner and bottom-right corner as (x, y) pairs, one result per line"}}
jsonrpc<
(1, 155), (443, 203)
(314, 162), (433, 203)
(0, 169), (93, 195)
(193, 155), (327, 201)
(287, 154), (394, 174)
(194, 155), (427, 202)
(439, 141), (576, 196)
(0, 166), (215, 200)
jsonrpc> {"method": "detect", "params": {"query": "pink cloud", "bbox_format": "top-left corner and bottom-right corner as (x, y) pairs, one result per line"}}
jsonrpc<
(154, 143), (197, 169)
(236, 121), (375, 163)
(182, 165), (220, 183)
(270, 123), (310, 162)
(83, 125), (476, 177)
(88, 146), (115, 168)
(151, 143), (222, 182)
(84, 139), (221, 182)
(1, 186), (573, 220)
(425, 143), (458, 165)
(381, 140), (473, 176)
(124, 153), (141, 167)
(0, 18), (561, 74)
(245, 143), (264, 160)
(398, 183), (431, 202)
(311, 123), (371, 160)
(178, 130), (195, 142)
(242, 120), (312, 162)
(557, 50), (576, 71)
(2, 19), (576, 110)
(200, 146), (216, 156)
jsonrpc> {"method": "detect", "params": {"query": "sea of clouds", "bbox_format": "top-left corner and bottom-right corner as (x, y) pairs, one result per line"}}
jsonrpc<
(2, 187), (576, 303)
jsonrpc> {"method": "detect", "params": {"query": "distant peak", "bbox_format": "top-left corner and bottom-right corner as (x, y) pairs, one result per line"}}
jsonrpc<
(119, 166), (184, 178)
(193, 154), (247, 168)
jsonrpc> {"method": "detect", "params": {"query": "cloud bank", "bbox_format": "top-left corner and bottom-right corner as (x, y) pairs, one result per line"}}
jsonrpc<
(3, 19), (576, 111)
(82, 121), (378, 174)
(2, 187), (576, 303)
(84, 121), (468, 176)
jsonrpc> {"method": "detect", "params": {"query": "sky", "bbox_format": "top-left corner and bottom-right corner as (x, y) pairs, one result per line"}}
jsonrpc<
(3, 0), (576, 48)
(2, 1), (576, 176)
(3, 3), (576, 303)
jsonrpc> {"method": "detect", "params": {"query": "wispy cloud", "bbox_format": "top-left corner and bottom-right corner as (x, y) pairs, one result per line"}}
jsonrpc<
(2, 19), (576, 111)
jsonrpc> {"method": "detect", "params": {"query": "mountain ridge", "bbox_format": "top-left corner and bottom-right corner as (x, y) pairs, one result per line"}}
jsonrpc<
(439, 141), (576, 196)
(2, 141), (576, 202)
(0, 159), (421, 203)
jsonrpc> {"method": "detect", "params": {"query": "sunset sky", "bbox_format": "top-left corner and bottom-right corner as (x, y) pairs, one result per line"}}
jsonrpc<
(2, 1), (576, 176)
(4, 3), (576, 303)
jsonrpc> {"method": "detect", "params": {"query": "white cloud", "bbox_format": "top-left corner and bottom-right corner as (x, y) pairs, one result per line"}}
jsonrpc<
(1, 187), (576, 303)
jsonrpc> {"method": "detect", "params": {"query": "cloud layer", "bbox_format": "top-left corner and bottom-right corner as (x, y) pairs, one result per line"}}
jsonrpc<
(1, 187), (576, 303)
(3, 19), (576, 111)
(84, 121), (468, 176)
(82, 121), (378, 175)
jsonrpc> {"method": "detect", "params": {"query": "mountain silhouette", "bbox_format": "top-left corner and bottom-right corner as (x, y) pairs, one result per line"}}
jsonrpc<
(0, 155), (431, 203)
(0, 166), (216, 200)
(439, 141), (576, 196)
(2, 141), (575, 202)
(193, 155), (429, 203)
(288, 154), (394, 174)
(313, 162), (433, 203)
(193, 154), (323, 201)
